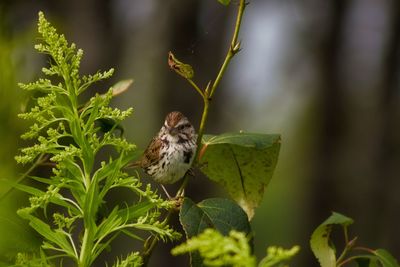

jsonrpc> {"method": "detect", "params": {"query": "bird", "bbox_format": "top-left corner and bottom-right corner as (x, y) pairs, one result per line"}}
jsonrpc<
(129, 111), (197, 195)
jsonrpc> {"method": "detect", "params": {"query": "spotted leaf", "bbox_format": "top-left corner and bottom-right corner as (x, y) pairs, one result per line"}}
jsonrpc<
(198, 132), (280, 219)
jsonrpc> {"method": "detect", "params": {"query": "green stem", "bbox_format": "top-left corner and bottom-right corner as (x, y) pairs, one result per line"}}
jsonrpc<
(187, 78), (205, 99)
(141, 1), (247, 266)
(79, 228), (91, 267)
(337, 255), (374, 267)
(209, 0), (247, 99)
(195, 98), (210, 155)
(344, 225), (349, 244)
(336, 243), (351, 264)
(336, 226), (351, 263)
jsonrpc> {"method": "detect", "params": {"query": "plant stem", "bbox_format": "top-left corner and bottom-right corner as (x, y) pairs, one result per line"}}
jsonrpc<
(187, 78), (205, 99)
(209, 0), (247, 99)
(343, 225), (349, 244)
(79, 228), (91, 267)
(195, 98), (210, 155)
(337, 255), (374, 267)
(141, 1), (247, 265)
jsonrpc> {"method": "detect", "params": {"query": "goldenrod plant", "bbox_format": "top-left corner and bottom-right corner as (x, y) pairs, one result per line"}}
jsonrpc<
(14, 12), (179, 267)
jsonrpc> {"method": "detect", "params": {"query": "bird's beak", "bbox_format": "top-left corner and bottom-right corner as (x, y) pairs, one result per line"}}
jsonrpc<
(169, 127), (178, 136)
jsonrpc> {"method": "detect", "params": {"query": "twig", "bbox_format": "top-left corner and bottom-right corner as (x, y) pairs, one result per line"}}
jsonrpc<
(141, 1), (247, 265)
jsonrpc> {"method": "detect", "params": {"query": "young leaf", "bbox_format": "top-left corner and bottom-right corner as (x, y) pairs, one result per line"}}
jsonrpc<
(168, 51), (194, 79)
(109, 79), (134, 97)
(179, 197), (251, 267)
(310, 212), (354, 267)
(218, 0), (231, 5)
(198, 132), (281, 219)
(373, 249), (400, 267)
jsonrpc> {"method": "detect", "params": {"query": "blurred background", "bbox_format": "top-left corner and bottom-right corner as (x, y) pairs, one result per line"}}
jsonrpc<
(1, 0), (399, 266)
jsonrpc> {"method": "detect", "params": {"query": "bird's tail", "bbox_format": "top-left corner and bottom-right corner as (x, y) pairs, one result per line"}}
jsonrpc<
(124, 160), (141, 169)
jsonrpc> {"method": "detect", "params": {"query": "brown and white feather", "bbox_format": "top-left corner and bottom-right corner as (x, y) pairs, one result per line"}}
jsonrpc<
(133, 111), (197, 184)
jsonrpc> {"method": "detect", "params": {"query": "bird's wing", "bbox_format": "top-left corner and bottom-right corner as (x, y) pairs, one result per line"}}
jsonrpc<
(141, 136), (163, 168)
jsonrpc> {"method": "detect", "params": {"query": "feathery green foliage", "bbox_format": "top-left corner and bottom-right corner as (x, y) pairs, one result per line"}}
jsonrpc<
(172, 228), (256, 267)
(172, 228), (299, 267)
(111, 252), (143, 267)
(258, 246), (300, 267)
(15, 11), (179, 266)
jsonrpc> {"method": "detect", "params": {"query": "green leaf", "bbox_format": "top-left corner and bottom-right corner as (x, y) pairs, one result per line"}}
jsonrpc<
(355, 257), (379, 267)
(0, 178), (45, 197)
(310, 212), (354, 267)
(117, 200), (156, 221)
(95, 206), (123, 242)
(168, 51), (194, 79)
(373, 249), (400, 267)
(20, 214), (75, 258)
(83, 181), (99, 230)
(199, 132), (281, 219)
(179, 197), (251, 267)
(218, 0), (231, 5)
(109, 79), (134, 97)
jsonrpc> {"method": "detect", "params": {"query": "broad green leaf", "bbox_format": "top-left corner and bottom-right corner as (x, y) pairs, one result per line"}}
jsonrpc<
(310, 212), (353, 267)
(199, 132), (280, 219)
(179, 197), (251, 267)
(373, 249), (400, 267)
(218, 0), (231, 5)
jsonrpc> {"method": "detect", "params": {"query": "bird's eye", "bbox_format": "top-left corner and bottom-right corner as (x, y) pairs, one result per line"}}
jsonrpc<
(178, 125), (185, 130)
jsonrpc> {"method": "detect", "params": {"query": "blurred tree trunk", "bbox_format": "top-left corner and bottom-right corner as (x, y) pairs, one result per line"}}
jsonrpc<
(308, 0), (347, 221)
(371, 0), (400, 253)
(303, 0), (348, 264)
(306, 0), (400, 262)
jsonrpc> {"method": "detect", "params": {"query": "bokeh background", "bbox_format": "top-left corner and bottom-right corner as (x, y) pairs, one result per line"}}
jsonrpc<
(1, 0), (399, 266)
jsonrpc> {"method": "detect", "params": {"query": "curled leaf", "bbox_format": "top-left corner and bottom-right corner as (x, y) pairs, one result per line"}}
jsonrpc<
(168, 51), (194, 79)
(310, 212), (354, 267)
